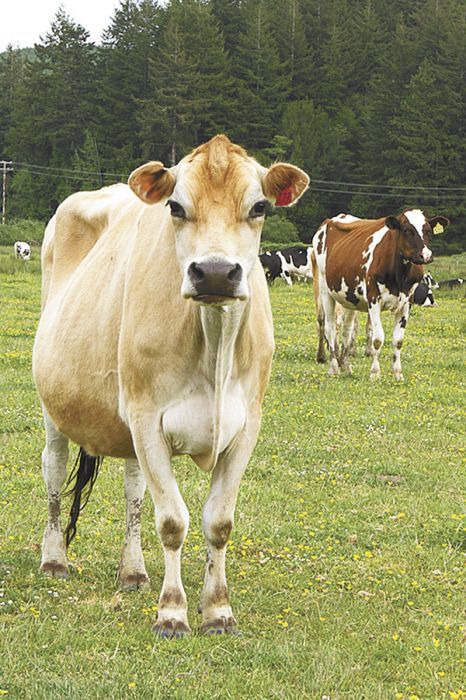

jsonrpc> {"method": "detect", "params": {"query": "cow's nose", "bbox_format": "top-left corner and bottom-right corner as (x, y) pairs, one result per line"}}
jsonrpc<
(188, 260), (243, 297)
(421, 246), (433, 263)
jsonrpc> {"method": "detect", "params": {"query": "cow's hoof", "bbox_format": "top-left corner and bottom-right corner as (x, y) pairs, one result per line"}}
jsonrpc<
(40, 561), (69, 578)
(369, 372), (381, 381)
(153, 619), (191, 639)
(119, 572), (150, 592)
(393, 372), (404, 382)
(201, 615), (239, 636)
(316, 355), (326, 364)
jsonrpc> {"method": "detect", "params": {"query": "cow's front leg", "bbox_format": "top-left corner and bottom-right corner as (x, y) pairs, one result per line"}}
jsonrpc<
(130, 415), (190, 638)
(368, 301), (384, 380)
(40, 409), (70, 577)
(119, 458), (149, 590)
(392, 301), (409, 381)
(200, 418), (260, 635)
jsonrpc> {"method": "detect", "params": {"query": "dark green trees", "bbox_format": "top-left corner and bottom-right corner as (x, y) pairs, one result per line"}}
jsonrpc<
(0, 0), (464, 247)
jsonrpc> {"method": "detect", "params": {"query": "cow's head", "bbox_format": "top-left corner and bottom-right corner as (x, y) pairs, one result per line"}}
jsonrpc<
(128, 135), (309, 305)
(385, 210), (449, 265)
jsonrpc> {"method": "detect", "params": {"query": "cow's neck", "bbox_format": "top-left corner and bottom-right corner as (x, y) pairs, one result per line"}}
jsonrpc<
(198, 301), (248, 470)
(199, 303), (244, 377)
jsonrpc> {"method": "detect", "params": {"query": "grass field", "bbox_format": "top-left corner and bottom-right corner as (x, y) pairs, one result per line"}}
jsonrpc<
(0, 247), (465, 699)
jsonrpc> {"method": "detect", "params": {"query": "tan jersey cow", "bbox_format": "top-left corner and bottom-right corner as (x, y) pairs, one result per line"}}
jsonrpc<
(33, 135), (309, 637)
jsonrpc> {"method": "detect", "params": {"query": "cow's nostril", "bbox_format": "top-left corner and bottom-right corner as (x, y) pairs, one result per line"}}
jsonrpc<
(188, 262), (205, 282)
(227, 263), (242, 282)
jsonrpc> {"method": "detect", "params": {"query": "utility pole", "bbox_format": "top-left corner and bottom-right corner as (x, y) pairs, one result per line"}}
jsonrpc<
(1, 160), (13, 225)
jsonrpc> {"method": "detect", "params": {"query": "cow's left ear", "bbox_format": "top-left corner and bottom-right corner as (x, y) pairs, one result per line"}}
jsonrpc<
(128, 161), (176, 204)
(262, 163), (310, 207)
(429, 215), (450, 230)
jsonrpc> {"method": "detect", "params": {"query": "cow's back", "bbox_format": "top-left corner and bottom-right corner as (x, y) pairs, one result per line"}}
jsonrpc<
(319, 217), (387, 281)
(41, 184), (135, 308)
(34, 184), (144, 457)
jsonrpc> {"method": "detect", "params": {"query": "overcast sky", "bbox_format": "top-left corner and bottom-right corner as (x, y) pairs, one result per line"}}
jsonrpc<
(0, 0), (121, 53)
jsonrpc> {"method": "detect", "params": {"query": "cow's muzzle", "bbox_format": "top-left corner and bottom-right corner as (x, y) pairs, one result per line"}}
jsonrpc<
(186, 259), (244, 304)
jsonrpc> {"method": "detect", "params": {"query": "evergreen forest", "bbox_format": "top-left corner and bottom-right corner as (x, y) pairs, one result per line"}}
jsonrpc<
(0, 0), (465, 249)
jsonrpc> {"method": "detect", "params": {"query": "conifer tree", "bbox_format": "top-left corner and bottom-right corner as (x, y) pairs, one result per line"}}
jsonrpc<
(98, 0), (162, 169)
(232, 0), (288, 152)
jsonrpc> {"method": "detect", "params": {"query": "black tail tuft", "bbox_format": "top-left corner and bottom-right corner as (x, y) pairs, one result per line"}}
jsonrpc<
(64, 448), (103, 548)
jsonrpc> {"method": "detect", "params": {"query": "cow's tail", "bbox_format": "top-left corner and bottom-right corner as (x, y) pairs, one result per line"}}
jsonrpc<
(64, 448), (103, 547)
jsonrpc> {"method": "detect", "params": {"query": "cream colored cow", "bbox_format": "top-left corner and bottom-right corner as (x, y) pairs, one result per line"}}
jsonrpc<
(33, 135), (309, 637)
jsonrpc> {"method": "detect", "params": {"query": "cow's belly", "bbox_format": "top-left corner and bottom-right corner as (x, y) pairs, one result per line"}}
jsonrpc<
(378, 285), (405, 312)
(330, 289), (368, 312)
(162, 384), (246, 468)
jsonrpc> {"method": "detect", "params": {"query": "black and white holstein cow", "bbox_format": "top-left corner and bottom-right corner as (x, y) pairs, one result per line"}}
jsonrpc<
(14, 241), (31, 260)
(438, 277), (464, 289)
(259, 245), (313, 285)
(312, 210), (449, 380)
(411, 272), (438, 307)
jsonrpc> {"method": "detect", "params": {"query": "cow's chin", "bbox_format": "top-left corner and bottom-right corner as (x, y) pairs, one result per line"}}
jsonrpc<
(189, 293), (242, 307)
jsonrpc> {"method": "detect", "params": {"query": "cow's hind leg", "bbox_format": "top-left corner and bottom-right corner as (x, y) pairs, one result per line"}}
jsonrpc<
(312, 258), (326, 363)
(368, 302), (384, 380)
(392, 300), (410, 381)
(40, 409), (69, 577)
(200, 416), (261, 635)
(321, 286), (339, 375)
(119, 458), (150, 591)
(339, 310), (357, 375)
(365, 316), (373, 357)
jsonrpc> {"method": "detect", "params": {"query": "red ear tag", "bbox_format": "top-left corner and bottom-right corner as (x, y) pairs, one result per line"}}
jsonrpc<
(275, 186), (293, 206)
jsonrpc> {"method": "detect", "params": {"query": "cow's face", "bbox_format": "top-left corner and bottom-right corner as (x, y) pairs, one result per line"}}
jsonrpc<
(129, 136), (309, 306)
(385, 210), (448, 265)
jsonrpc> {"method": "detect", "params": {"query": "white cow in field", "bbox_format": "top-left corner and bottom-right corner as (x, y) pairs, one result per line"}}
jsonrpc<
(33, 135), (309, 637)
(14, 241), (31, 260)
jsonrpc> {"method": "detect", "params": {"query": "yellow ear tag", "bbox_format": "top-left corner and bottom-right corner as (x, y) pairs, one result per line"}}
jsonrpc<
(433, 223), (444, 235)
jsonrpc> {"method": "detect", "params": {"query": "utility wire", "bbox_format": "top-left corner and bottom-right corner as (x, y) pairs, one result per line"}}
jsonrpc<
(309, 185), (463, 200)
(8, 160), (466, 200)
(311, 178), (466, 192)
(11, 160), (126, 178)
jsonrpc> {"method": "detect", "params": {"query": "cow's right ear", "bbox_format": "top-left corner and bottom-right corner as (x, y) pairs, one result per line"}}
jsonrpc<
(128, 161), (176, 204)
(385, 216), (400, 230)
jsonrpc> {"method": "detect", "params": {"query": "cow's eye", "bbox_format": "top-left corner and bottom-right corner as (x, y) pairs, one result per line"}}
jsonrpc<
(249, 200), (268, 219)
(168, 200), (186, 219)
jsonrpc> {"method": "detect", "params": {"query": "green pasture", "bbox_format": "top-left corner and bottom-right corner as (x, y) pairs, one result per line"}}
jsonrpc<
(0, 247), (464, 699)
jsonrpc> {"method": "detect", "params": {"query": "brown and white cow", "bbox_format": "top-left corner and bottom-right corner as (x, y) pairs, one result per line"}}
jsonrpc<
(33, 135), (309, 637)
(312, 210), (449, 380)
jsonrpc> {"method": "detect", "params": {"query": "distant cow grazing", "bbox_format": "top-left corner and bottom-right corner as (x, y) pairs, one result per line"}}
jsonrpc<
(411, 272), (438, 307)
(14, 241), (31, 260)
(312, 210), (449, 380)
(33, 135), (309, 637)
(438, 277), (464, 289)
(259, 245), (312, 285)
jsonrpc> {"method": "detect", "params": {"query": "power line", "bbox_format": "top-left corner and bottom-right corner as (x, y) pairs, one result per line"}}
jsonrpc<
(311, 178), (466, 192)
(11, 160), (126, 178)
(10, 160), (466, 192)
(309, 185), (463, 200)
(6, 160), (466, 201)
